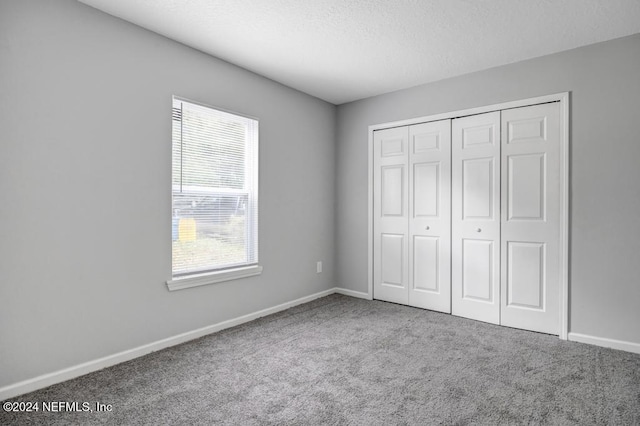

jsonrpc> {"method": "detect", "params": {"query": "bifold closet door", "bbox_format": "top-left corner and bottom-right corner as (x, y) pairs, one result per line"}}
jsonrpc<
(373, 120), (451, 312)
(500, 103), (561, 335)
(408, 120), (451, 313)
(451, 112), (501, 324)
(373, 126), (409, 305)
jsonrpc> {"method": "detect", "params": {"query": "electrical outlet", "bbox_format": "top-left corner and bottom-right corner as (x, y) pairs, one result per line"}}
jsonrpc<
(316, 261), (322, 273)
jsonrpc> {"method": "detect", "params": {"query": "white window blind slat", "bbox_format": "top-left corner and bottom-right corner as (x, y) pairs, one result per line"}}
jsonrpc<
(171, 97), (259, 277)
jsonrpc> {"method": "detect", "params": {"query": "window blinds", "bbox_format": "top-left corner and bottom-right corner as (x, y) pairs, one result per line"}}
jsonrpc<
(171, 97), (258, 277)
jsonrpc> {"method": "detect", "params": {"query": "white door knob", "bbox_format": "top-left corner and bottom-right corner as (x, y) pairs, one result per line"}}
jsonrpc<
(477, 228), (482, 232)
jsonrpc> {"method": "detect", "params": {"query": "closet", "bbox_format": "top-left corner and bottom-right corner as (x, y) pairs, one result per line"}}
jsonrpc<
(372, 98), (565, 336)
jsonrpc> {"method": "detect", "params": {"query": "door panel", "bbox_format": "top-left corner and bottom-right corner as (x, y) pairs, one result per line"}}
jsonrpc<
(507, 154), (545, 220)
(381, 234), (405, 287)
(408, 120), (451, 312)
(507, 116), (546, 144)
(413, 132), (440, 152)
(452, 111), (501, 324)
(413, 163), (439, 217)
(374, 127), (409, 304)
(507, 242), (545, 309)
(381, 166), (404, 216)
(462, 158), (495, 219)
(413, 236), (439, 292)
(381, 137), (404, 157)
(462, 124), (496, 148)
(462, 239), (494, 301)
(501, 103), (560, 334)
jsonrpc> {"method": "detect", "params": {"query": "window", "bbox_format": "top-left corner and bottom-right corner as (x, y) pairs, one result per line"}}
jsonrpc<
(168, 97), (260, 290)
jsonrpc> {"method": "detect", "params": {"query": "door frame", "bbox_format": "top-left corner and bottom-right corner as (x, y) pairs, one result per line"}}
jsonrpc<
(367, 92), (570, 339)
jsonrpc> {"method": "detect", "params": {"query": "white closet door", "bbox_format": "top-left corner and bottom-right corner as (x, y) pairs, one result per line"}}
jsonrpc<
(408, 120), (451, 312)
(500, 103), (560, 334)
(452, 111), (501, 324)
(373, 126), (409, 304)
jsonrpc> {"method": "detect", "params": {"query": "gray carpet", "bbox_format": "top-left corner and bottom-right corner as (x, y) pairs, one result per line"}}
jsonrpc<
(2, 294), (639, 425)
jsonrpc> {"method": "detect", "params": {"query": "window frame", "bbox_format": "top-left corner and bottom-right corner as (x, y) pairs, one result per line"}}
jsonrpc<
(167, 96), (261, 291)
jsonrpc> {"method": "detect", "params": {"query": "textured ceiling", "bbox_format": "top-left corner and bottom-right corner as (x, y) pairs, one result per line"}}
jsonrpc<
(78, 0), (640, 105)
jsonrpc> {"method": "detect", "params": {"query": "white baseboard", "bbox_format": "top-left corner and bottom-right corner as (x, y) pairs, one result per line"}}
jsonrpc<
(0, 287), (339, 402)
(568, 332), (640, 355)
(334, 287), (372, 300)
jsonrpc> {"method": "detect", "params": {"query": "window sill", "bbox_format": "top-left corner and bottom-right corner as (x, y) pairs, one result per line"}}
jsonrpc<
(166, 265), (263, 291)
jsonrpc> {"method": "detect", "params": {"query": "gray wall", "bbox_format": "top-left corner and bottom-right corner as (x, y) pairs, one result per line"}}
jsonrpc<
(0, 0), (336, 387)
(336, 34), (640, 344)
